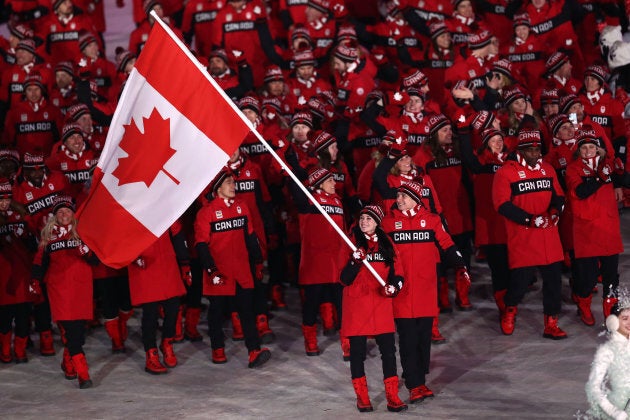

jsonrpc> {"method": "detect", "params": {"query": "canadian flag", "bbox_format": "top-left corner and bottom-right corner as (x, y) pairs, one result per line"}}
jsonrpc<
(76, 15), (251, 268)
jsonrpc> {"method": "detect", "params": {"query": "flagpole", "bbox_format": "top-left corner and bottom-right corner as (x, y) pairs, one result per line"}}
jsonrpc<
(150, 12), (386, 287)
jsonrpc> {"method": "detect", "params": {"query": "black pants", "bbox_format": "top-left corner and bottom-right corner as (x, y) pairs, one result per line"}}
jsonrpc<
(33, 283), (52, 332)
(184, 258), (203, 308)
(96, 275), (132, 319)
(484, 244), (510, 292)
(58, 320), (86, 356)
(253, 278), (269, 317)
(573, 254), (620, 298)
(0, 303), (31, 337)
(349, 333), (397, 380)
(453, 231), (473, 270)
(208, 284), (260, 352)
(395, 317), (433, 390)
(141, 296), (180, 351)
(505, 262), (562, 315)
(301, 283), (342, 326)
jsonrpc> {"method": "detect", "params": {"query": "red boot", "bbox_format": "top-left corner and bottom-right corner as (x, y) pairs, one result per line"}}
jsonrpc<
(455, 269), (473, 310)
(302, 324), (320, 356)
(501, 306), (517, 335)
(543, 315), (568, 340)
(248, 347), (271, 368)
(173, 307), (184, 343)
(184, 307), (203, 342)
(104, 318), (125, 353)
(39, 330), (55, 356)
(351, 376), (373, 412)
(409, 384), (434, 403)
(145, 348), (167, 374)
(211, 347), (227, 364)
(438, 277), (452, 313)
(431, 317), (446, 344)
(574, 294), (595, 326)
(256, 314), (275, 344)
(231, 312), (244, 341)
(493, 290), (507, 315)
(14, 335), (28, 363)
(603, 295), (618, 319)
(319, 303), (336, 336)
(61, 348), (77, 379)
(0, 332), (12, 363)
(118, 309), (133, 342)
(160, 337), (177, 368)
(71, 353), (92, 388)
(270, 285), (287, 310)
(384, 376), (408, 412)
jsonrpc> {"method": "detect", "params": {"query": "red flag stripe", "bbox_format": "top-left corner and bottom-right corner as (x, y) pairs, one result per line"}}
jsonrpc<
(134, 23), (249, 156)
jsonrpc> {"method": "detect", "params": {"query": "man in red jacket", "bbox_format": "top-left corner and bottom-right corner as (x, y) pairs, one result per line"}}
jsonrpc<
(492, 129), (567, 340)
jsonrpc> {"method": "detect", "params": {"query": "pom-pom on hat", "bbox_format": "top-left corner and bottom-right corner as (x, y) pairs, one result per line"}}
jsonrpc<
(52, 194), (75, 214)
(517, 129), (542, 149)
(238, 95), (261, 114)
(264, 65), (284, 83)
(545, 52), (569, 75)
(115, 47), (136, 72)
(540, 88), (560, 105)
(548, 114), (570, 136)
(481, 128), (503, 145)
(502, 86), (526, 107)
(78, 31), (97, 51)
(513, 12), (530, 28)
(307, 0), (330, 14)
(293, 49), (316, 67)
(559, 93), (580, 114)
(290, 111), (313, 128)
(66, 103), (90, 122)
(308, 167), (333, 189)
(311, 131), (337, 154)
(398, 181), (423, 204)
(0, 180), (12, 199)
(576, 126), (602, 148)
(62, 122), (84, 142)
(334, 44), (359, 63)
(360, 204), (385, 224)
(428, 113), (450, 137)
(22, 152), (45, 169)
(584, 64), (609, 86)
(468, 30), (493, 50)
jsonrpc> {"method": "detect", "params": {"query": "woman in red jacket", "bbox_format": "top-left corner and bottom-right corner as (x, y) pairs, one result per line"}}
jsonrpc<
(340, 204), (407, 413)
(0, 181), (35, 363)
(30, 195), (95, 389)
(127, 220), (189, 375)
(565, 128), (624, 326)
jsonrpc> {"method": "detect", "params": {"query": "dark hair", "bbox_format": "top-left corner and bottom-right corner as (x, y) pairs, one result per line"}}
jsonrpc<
(426, 132), (461, 167)
(352, 225), (395, 266)
(317, 146), (342, 171)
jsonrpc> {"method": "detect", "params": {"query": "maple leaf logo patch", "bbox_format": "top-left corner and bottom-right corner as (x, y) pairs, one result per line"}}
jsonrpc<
(112, 108), (179, 187)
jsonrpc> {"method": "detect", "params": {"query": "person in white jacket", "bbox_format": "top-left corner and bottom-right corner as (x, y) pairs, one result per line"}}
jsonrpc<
(586, 291), (630, 420)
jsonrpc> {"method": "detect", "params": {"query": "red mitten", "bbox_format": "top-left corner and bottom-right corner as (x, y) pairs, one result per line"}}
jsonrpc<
(207, 268), (226, 285)
(352, 248), (366, 263)
(78, 243), (90, 257)
(135, 257), (146, 269)
(528, 214), (551, 229)
(181, 265), (192, 287)
(597, 159), (613, 183)
(29, 279), (44, 304)
(381, 284), (399, 298)
(549, 208), (560, 226)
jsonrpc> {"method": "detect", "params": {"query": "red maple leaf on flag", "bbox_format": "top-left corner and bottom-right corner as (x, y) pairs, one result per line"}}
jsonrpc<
(112, 108), (179, 187)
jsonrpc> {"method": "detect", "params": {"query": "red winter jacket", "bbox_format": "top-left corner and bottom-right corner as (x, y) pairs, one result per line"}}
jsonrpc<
(0, 210), (33, 305)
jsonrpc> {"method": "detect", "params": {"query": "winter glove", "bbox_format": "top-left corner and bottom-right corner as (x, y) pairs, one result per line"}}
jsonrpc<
(230, 49), (246, 66)
(381, 284), (399, 298)
(254, 263), (264, 281)
(528, 214), (551, 229)
(597, 159), (614, 183)
(28, 279), (44, 304)
(352, 248), (366, 263)
(180, 265), (192, 287)
(207, 268), (226, 286)
(78, 243), (90, 257)
(134, 257), (146, 269)
(549, 208), (560, 226)
(613, 157), (625, 175)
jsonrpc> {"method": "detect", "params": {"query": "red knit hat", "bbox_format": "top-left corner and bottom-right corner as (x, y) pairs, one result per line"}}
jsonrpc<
(62, 122), (85, 142)
(517, 129), (542, 149)
(54, 61), (75, 77)
(471, 110), (495, 132)
(22, 152), (45, 169)
(481, 128), (503, 145)
(290, 111), (313, 128)
(398, 181), (423, 204)
(209, 167), (232, 197)
(52, 194), (75, 214)
(429, 19), (448, 39)
(16, 38), (37, 56)
(311, 131), (337, 154)
(548, 114), (571, 136)
(337, 25), (358, 42)
(78, 30), (97, 51)
(360, 204), (385, 224)
(8, 22), (34, 40)
(307, 0), (330, 13)
(334, 44), (359, 63)
(540, 88), (560, 105)
(291, 26), (313, 44)
(513, 12), (530, 28)
(584, 64), (609, 86)
(23, 73), (44, 91)
(66, 103), (90, 122)
(264, 65), (284, 84)
(576, 126), (602, 148)
(428, 114), (451, 137)
(402, 69), (429, 93)
(238, 95), (261, 114)
(559, 93), (581, 114)
(0, 149), (20, 167)
(293, 49), (316, 67)
(545, 52), (569, 75)
(492, 59), (513, 80)
(308, 167), (333, 189)
(468, 30), (493, 49)
(0, 180), (12, 199)
(115, 47), (136, 72)
(502, 86), (526, 107)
